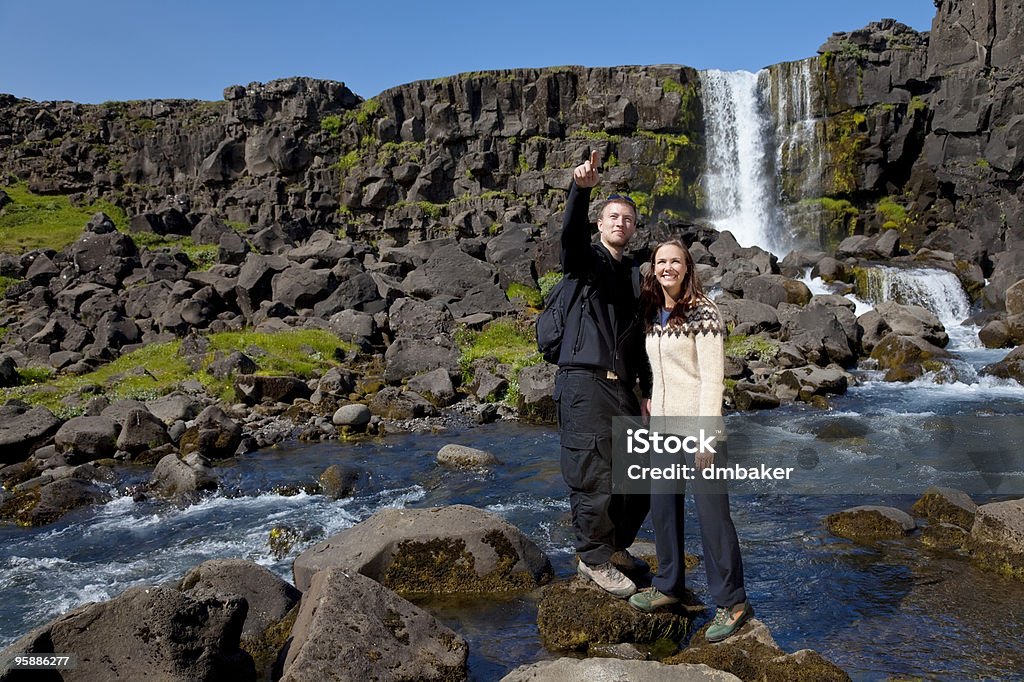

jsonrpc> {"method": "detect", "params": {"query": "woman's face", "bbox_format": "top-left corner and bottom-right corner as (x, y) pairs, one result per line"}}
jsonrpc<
(654, 244), (687, 298)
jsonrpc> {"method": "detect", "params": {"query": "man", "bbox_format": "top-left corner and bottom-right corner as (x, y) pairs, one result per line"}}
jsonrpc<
(554, 150), (652, 597)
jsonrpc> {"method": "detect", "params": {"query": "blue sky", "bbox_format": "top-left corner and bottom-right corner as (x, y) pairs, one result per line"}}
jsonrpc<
(0, 1), (937, 104)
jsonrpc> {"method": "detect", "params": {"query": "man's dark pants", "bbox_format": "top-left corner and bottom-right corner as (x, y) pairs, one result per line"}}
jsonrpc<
(554, 368), (650, 566)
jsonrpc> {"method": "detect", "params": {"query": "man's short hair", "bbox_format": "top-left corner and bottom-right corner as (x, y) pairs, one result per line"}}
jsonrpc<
(595, 193), (638, 221)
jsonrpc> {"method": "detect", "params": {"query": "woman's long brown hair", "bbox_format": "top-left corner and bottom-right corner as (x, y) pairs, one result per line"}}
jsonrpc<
(640, 239), (706, 330)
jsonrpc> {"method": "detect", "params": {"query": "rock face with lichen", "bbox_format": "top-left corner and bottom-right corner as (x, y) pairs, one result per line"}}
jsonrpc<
(292, 504), (553, 593)
(825, 505), (917, 541)
(968, 498), (1024, 580)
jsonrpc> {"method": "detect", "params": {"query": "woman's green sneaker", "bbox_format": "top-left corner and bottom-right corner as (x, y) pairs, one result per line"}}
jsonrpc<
(628, 587), (679, 613)
(705, 601), (753, 642)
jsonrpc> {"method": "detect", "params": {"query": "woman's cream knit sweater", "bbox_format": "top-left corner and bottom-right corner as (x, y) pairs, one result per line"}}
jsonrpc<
(645, 298), (726, 417)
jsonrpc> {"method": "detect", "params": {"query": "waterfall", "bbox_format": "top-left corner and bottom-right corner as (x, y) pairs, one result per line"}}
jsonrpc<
(763, 58), (825, 205)
(857, 266), (978, 350)
(699, 70), (781, 252)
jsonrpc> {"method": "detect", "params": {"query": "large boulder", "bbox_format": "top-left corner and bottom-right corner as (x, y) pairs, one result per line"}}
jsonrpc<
(870, 333), (952, 382)
(383, 336), (460, 384)
(4, 478), (112, 526)
(270, 266), (335, 309)
(280, 568), (467, 682)
(911, 486), (977, 530)
(872, 301), (949, 348)
(403, 248), (497, 299)
(233, 375), (311, 405)
(969, 498), (1024, 581)
(388, 297), (455, 339)
(407, 367), (457, 406)
(367, 387), (437, 419)
(179, 559), (301, 676)
(778, 304), (855, 367)
(115, 408), (171, 455)
(53, 416), (119, 462)
(292, 504), (553, 593)
(516, 363), (557, 424)
(0, 585), (255, 681)
(437, 443), (501, 468)
(149, 453), (218, 499)
(0, 404), (61, 464)
(146, 392), (204, 425)
(979, 345), (1024, 385)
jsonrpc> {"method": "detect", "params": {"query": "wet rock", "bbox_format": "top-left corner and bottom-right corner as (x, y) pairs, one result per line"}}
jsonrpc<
(872, 301), (949, 348)
(969, 498), (1024, 581)
(149, 453), (218, 499)
(536, 578), (691, 652)
(775, 365), (850, 403)
(179, 405), (243, 459)
(666, 617), (850, 681)
(4, 477), (111, 526)
(280, 568), (467, 682)
(318, 463), (360, 499)
(436, 443), (501, 468)
(870, 333), (952, 382)
(293, 504), (553, 593)
(825, 505), (916, 542)
(0, 585), (255, 681)
(979, 345), (1024, 385)
(778, 304), (855, 367)
(922, 522), (970, 551)
(500, 658), (740, 681)
(911, 486), (977, 530)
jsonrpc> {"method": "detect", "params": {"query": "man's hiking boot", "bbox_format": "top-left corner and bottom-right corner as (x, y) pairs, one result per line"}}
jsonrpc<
(577, 561), (637, 598)
(610, 549), (650, 576)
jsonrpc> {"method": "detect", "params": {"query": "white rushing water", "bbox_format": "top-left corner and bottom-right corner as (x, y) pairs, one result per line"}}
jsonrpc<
(700, 69), (781, 252)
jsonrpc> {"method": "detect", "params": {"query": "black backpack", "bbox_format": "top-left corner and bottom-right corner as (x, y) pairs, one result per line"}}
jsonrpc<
(536, 275), (589, 364)
(535, 265), (642, 365)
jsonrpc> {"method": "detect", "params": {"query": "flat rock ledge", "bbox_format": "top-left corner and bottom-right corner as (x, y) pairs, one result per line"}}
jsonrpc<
(293, 503), (553, 593)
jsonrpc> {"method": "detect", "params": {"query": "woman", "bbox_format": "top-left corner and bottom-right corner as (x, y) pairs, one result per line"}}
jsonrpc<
(627, 239), (753, 643)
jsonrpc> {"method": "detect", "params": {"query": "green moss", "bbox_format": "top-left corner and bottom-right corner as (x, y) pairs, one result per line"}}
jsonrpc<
(131, 233), (219, 271)
(876, 196), (909, 231)
(724, 334), (779, 363)
(0, 329), (354, 412)
(824, 111), (867, 195)
(569, 130), (622, 143)
(506, 283), (542, 308)
(852, 112), (867, 127)
(908, 96), (927, 114)
(376, 140), (424, 165)
(321, 114), (344, 137)
(537, 271), (563, 301)
(628, 191), (653, 218)
(345, 98), (381, 127)
(334, 150), (361, 176)
(0, 184), (127, 253)
(975, 158), (991, 169)
(417, 201), (445, 219)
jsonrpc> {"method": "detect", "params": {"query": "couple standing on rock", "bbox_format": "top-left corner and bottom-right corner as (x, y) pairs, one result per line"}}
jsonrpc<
(551, 151), (753, 643)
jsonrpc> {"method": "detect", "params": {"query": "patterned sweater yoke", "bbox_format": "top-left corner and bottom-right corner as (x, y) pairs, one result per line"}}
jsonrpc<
(646, 298), (726, 417)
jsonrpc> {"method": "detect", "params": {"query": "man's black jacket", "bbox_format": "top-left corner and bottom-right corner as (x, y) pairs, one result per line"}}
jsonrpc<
(557, 181), (652, 397)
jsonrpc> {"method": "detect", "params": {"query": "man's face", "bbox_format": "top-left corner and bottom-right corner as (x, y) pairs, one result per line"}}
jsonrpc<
(597, 200), (637, 250)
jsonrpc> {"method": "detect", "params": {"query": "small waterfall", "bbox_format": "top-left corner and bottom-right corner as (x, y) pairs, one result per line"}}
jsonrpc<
(762, 58), (825, 204)
(857, 266), (978, 350)
(699, 70), (781, 252)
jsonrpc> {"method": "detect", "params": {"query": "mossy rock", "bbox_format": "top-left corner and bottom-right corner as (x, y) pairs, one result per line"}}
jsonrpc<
(536, 579), (691, 652)
(666, 618), (850, 681)
(921, 522), (970, 552)
(911, 487), (976, 530)
(825, 506), (915, 542)
(241, 604), (298, 682)
(967, 499), (1024, 581)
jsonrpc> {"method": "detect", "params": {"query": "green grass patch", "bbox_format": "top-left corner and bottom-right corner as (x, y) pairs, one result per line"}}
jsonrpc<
(130, 232), (219, 271)
(0, 329), (355, 414)
(724, 334), (779, 363)
(0, 184), (127, 253)
(908, 96), (927, 114)
(0, 276), (22, 297)
(506, 282), (542, 308)
(321, 114), (344, 137)
(334, 150), (361, 175)
(456, 318), (542, 404)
